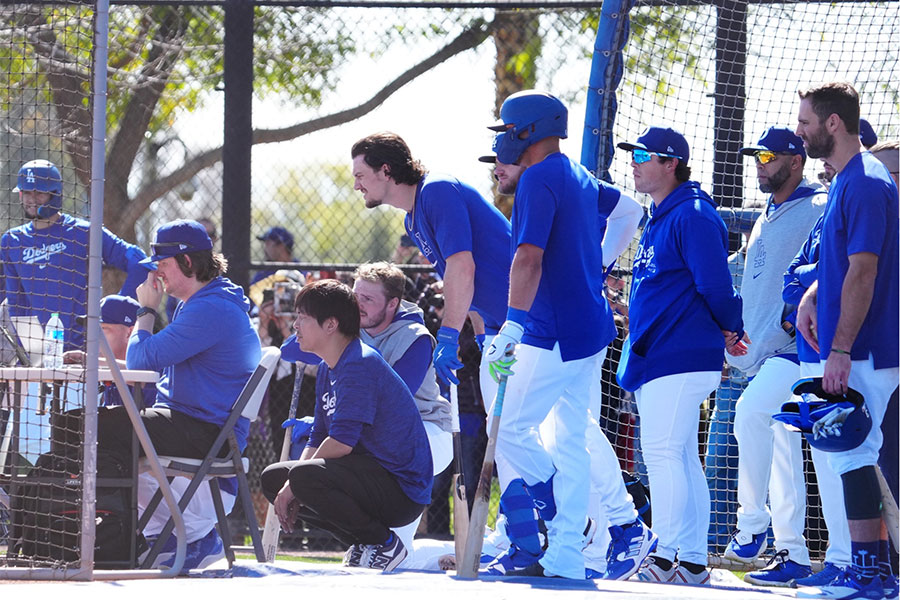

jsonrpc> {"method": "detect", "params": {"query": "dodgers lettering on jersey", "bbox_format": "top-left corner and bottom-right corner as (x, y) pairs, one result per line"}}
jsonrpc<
(22, 242), (67, 268)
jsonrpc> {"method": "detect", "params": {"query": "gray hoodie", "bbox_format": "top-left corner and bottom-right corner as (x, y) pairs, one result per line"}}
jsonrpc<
(726, 179), (826, 376)
(360, 300), (452, 431)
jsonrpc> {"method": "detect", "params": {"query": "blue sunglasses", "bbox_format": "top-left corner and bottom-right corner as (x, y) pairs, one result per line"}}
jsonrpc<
(632, 148), (680, 164)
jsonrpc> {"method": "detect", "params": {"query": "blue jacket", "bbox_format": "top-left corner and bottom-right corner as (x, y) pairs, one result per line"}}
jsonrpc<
(126, 276), (261, 449)
(617, 181), (743, 392)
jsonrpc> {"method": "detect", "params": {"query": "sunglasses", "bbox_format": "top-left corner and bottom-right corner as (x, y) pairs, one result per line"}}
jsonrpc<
(150, 241), (187, 256)
(631, 149), (679, 164)
(753, 151), (784, 165)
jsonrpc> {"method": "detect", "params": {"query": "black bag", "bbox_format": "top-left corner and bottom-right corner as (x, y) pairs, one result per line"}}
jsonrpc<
(9, 448), (140, 568)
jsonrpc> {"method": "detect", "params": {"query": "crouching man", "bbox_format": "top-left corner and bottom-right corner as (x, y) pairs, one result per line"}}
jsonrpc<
(260, 279), (433, 572)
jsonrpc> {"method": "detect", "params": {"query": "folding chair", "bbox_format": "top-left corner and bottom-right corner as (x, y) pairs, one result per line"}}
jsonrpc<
(138, 346), (281, 568)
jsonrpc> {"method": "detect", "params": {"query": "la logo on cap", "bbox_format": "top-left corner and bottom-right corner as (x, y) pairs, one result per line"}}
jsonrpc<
(26, 169), (35, 183)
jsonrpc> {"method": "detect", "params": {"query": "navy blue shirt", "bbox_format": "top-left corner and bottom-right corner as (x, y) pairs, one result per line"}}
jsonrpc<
(308, 339), (433, 505)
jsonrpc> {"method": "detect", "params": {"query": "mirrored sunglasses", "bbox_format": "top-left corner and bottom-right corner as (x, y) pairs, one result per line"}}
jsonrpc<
(632, 148), (677, 164)
(754, 151), (781, 165)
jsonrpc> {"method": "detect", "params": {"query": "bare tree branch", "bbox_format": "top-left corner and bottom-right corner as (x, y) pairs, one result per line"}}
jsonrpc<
(123, 17), (493, 231)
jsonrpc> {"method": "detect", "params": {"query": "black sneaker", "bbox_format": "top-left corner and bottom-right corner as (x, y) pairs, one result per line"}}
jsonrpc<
(343, 543), (366, 567)
(366, 534), (408, 573)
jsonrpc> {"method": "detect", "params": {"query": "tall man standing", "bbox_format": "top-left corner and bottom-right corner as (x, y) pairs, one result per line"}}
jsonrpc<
(481, 90), (636, 579)
(725, 126), (827, 586)
(794, 82), (898, 600)
(616, 126), (744, 586)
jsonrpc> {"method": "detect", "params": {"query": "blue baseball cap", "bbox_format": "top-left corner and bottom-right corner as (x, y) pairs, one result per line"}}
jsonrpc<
(140, 219), (213, 264)
(76, 294), (140, 326)
(741, 126), (806, 159)
(859, 118), (877, 148)
(617, 126), (690, 164)
(257, 226), (294, 250)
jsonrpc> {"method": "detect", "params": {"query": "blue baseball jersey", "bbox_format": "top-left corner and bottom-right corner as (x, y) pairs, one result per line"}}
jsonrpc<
(0, 214), (150, 350)
(618, 181), (743, 392)
(405, 173), (511, 333)
(784, 215), (824, 364)
(307, 339), (433, 505)
(817, 152), (899, 368)
(510, 153), (618, 361)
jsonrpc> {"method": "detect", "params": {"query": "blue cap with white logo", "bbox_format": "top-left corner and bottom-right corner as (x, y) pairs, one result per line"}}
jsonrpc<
(140, 219), (213, 264)
(741, 126), (806, 159)
(617, 126), (690, 164)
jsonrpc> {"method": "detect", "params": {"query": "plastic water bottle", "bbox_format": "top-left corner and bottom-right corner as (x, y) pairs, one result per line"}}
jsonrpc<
(43, 312), (64, 368)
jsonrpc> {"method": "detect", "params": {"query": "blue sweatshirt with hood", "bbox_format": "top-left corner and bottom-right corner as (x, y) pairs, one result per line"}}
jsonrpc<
(126, 276), (262, 449)
(617, 181), (743, 392)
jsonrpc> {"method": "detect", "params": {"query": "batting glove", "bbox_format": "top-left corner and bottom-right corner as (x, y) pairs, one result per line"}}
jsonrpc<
(484, 319), (524, 383)
(282, 415), (315, 446)
(811, 406), (855, 440)
(475, 333), (486, 353)
(433, 326), (464, 386)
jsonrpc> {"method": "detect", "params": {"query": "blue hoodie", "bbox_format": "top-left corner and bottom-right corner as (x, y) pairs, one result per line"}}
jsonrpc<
(126, 276), (262, 449)
(617, 181), (743, 392)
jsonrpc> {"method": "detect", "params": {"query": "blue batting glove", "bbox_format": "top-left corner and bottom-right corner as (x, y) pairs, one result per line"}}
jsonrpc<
(475, 333), (486, 353)
(484, 320), (524, 383)
(433, 326), (463, 386)
(282, 416), (315, 446)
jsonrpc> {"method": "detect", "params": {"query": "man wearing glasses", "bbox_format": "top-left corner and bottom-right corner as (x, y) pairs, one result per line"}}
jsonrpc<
(616, 126), (744, 586)
(723, 127), (828, 586)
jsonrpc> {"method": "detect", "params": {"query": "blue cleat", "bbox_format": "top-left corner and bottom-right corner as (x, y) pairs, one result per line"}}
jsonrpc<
(161, 527), (225, 572)
(482, 543), (542, 576)
(603, 519), (658, 580)
(796, 568), (886, 599)
(793, 563), (846, 588)
(744, 549), (812, 587)
(724, 529), (767, 563)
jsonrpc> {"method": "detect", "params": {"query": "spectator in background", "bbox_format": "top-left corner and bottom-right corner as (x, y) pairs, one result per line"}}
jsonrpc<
(1, 159), (151, 351)
(251, 226), (297, 285)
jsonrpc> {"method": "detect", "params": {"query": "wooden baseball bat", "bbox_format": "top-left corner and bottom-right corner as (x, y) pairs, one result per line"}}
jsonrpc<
(457, 375), (507, 579)
(449, 385), (470, 566)
(261, 366), (303, 562)
(877, 466), (899, 549)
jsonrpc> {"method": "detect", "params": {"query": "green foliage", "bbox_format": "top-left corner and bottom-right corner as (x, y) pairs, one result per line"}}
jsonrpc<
(254, 162), (405, 265)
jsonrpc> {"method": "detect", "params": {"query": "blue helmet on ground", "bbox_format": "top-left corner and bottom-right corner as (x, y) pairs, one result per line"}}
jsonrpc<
(773, 377), (871, 453)
(14, 159), (63, 218)
(488, 90), (568, 164)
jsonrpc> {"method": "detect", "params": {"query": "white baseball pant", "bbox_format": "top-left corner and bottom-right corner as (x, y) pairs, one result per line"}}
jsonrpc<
(800, 360), (851, 567)
(733, 356), (809, 564)
(635, 370), (720, 566)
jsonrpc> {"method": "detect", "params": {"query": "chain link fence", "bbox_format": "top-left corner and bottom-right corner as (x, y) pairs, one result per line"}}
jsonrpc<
(0, 0), (896, 575)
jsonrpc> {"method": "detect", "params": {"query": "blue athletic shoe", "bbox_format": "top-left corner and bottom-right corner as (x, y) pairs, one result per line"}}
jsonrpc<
(724, 529), (767, 563)
(883, 574), (899, 599)
(603, 520), (658, 580)
(744, 549), (812, 587)
(793, 563), (846, 588)
(161, 527), (225, 572)
(138, 532), (178, 568)
(482, 543), (542, 576)
(796, 569), (886, 599)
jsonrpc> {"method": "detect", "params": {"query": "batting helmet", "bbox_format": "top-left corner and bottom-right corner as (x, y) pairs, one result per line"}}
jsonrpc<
(14, 159), (63, 218)
(773, 377), (871, 453)
(488, 90), (568, 164)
